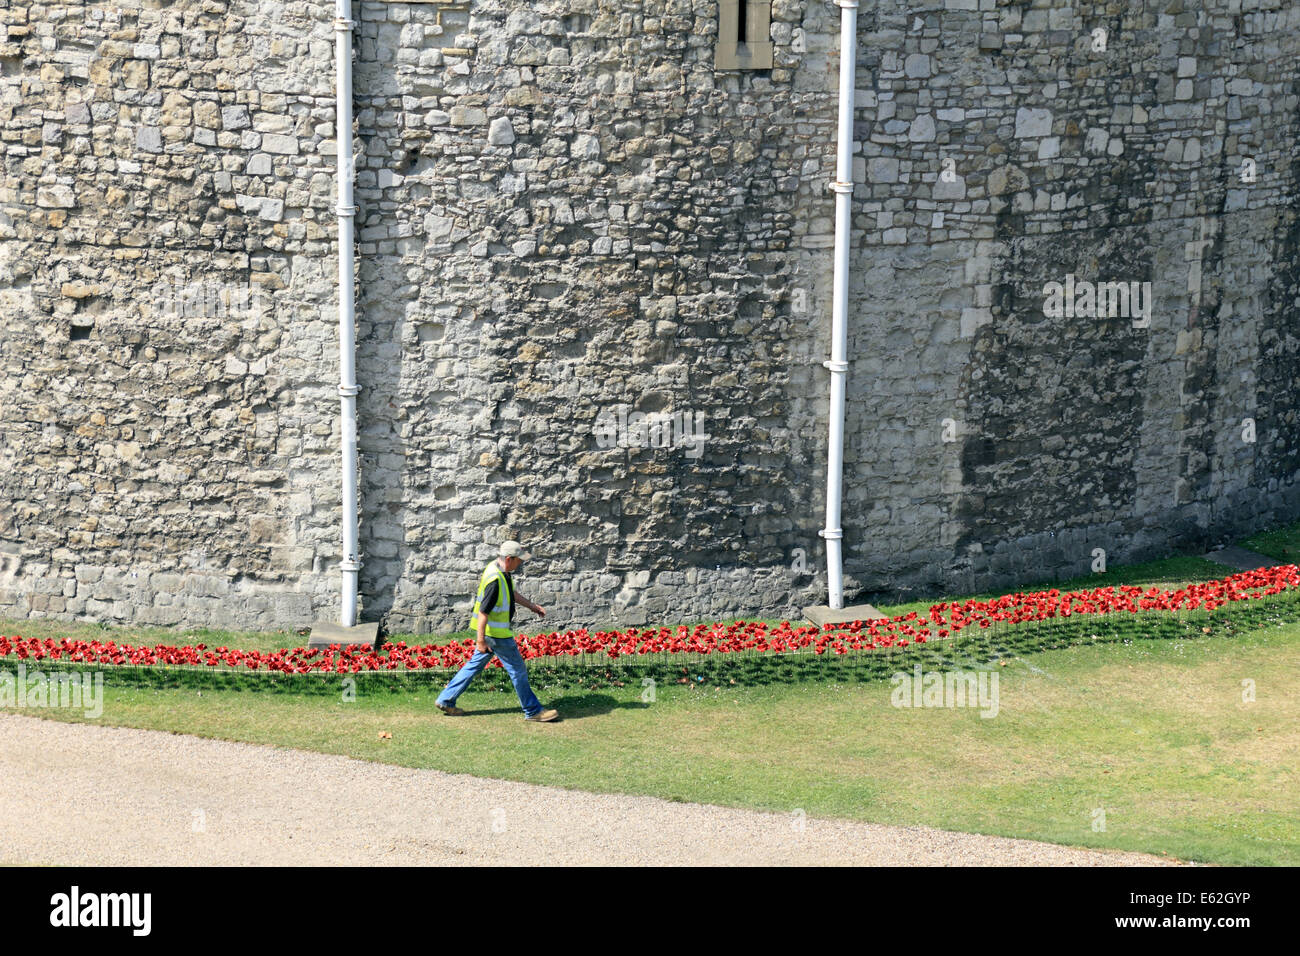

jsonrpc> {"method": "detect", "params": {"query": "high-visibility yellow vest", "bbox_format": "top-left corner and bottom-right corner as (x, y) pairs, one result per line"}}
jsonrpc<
(471, 560), (513, 638)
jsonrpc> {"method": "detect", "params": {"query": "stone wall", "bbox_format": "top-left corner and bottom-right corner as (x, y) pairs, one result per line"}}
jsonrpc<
(839, 0), (1300, 601)
(2, 0), (1298, 634)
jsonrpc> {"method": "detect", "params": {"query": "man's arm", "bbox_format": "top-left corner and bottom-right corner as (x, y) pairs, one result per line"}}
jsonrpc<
(475, 612), (490, 653)
(516, 594), (545, 618)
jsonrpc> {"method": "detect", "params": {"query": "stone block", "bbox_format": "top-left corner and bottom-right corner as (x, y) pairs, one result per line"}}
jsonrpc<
(1014, 107), (1053, 138)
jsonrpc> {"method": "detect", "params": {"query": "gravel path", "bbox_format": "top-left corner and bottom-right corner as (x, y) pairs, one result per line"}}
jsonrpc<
(1, 713), (1180, 866)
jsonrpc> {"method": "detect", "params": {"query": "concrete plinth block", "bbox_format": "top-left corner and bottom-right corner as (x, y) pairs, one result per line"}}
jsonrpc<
(308, 621), (379, 648)
(1202, 547), (1281, 572)
(803, 604), (888, 628)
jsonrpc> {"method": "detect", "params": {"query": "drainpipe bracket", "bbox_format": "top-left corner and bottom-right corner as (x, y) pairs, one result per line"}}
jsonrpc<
(339, 558), (362, 572)
(823, 360), (849, 373)
(336, 204), (357, 217)
(334, 17), (356, 32)
(819, 528), (844, 540)
(829, 180), (854, 194)
(338, 384), (360, 397)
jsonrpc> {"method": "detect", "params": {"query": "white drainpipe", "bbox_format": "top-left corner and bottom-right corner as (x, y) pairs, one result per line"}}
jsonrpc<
(821, 0), (858, 610)
(334, 0), (360, 626)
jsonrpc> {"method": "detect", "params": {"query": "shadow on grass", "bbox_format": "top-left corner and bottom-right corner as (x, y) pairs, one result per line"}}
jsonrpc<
(452, 695), (646, 720)
(547, 694), (648, 719)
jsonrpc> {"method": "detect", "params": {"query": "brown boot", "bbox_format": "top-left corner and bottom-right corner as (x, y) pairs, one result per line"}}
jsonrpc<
(525, 708), (559, 722)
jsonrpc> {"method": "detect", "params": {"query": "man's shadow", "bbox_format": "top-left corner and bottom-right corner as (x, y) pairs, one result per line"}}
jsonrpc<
(460, 694), (647, 720)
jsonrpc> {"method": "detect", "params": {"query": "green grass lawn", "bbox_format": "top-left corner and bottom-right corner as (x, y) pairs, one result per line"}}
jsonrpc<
(4, 548), (1296, 864)
(6, 616), (1297, 865)
(1241, 519), (1300, 564)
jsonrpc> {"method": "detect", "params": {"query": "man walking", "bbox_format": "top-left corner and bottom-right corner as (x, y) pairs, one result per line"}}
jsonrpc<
(435, 541), (559, 722)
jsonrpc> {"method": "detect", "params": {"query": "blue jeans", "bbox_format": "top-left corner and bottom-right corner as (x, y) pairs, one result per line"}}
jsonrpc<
(436, 636), (543, 718)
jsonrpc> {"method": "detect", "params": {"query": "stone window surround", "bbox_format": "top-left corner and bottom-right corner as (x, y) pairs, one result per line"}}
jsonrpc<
(715, 0), (774, 70)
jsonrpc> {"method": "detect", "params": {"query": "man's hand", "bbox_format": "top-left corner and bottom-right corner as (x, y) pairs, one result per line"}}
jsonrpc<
(475, 636), (490, 654)
(530, 601), (545, 618)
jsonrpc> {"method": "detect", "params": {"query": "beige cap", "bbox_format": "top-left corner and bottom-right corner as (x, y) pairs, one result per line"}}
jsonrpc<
(498, 540), (532, 561)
